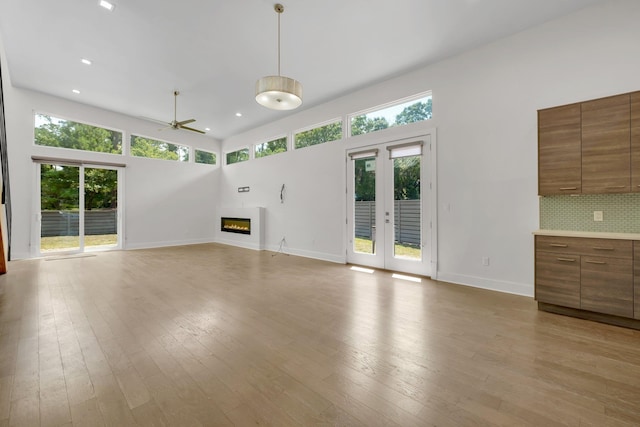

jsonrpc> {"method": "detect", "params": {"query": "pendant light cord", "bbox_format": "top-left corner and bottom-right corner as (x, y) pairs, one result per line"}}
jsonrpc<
(277, 9), (281, 76)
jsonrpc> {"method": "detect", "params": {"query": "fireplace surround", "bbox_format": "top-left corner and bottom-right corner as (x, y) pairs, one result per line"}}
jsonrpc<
(217, 207), (265, 250)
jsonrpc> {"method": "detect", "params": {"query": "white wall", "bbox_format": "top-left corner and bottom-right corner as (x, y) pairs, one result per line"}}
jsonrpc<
(218, 137), (346, 262)
(2, 83), (221, 259)
(222, 0), (640, 296)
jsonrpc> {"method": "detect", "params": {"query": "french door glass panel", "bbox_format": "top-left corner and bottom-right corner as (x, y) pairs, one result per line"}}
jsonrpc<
(353, 155), (377, 255)
(392, 153), (421, 261)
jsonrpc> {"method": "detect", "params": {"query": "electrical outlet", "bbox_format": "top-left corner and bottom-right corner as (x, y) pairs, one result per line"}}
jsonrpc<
(593, 211), (603, 222)
(482, 257), (490, 266)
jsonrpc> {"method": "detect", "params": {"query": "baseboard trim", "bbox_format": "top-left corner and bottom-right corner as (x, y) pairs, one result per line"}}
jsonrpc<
(266, 245), (345, 264)
(539, 302), (640, 331)
(126, 238), (216, 251)
(436, 272), (533, 297)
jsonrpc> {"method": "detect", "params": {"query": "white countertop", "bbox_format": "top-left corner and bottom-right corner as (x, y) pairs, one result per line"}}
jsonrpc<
(533, 230), (640, 240)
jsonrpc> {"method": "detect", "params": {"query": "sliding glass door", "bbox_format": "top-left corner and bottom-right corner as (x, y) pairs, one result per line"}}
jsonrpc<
(38, 162), (121, 255)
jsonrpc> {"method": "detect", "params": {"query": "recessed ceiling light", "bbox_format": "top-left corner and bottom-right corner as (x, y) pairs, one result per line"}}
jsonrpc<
(235, 112), (242, 117)
(205, 128), (211, 131)
(81, 58), (92, 65)
(72, 89), (80, 94)
(99, 0), (115, 11)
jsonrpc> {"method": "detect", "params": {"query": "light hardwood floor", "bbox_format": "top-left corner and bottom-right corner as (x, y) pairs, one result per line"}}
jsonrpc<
(1, 243), (639, 426)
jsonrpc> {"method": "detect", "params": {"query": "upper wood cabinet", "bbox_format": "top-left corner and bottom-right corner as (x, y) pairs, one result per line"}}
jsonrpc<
(581, 94), (631, 194)
(631, 92), (640, 192)
(538, 91), (640, 196)
(538, 104), (582, 195)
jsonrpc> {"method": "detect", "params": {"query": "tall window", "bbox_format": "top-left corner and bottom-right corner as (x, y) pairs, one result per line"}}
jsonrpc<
(35, 113), (123, 154)
(195, 149), (217, 165)
(130, 135), (189, 162)
(255, 136), (287, 159)
(350, 93), (432, 137)
(226, 148), (249, 165)
(294, 120), (342, 149)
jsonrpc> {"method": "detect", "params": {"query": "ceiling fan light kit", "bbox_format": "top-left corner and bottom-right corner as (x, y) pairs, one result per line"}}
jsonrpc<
(255, 3), (302, 111)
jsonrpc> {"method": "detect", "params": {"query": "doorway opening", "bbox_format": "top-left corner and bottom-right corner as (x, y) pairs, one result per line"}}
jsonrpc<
(346, 134), (435, 277)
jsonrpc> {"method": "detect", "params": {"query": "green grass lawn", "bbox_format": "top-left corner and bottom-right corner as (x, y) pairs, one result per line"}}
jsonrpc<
(41, 234), (117, 252)
(354, 237), (421, 259)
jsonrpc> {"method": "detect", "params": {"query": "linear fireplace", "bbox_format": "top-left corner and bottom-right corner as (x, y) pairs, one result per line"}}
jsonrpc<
(221, 217), (251, 235)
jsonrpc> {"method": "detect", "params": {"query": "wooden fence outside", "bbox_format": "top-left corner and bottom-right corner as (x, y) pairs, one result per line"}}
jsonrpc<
(354, 200), (421, 246)
(41, 210), (117, 237)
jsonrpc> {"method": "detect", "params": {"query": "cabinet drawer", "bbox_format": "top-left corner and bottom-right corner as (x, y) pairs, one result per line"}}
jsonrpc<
(535, 251), (580, 309)
(535, 235), (632, 259)
(581, 256), (633, 318)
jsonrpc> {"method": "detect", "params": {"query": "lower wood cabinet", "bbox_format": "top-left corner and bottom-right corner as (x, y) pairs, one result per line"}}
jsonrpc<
(635, 241), (640, 320)
(580, 256), (633, 318)
(535, 251), (580, 309)
(535, 235), (638, 326)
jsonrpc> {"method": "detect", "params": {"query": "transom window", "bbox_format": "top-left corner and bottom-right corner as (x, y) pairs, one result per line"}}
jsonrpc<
(35, 113), (123, 154)
(130, 135), (189, 162)
(255, 136), (287, 159)
(294, 120), (343, 149)
(226, 148), (249, 165)
(350, 92), (432, 137)
(195, 149), (217, 165)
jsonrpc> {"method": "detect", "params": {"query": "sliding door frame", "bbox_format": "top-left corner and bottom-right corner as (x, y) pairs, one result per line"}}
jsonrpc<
(31, 157), (125, 257)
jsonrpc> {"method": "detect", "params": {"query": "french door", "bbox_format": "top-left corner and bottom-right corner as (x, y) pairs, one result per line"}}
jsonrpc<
(347, 136), (432, 276)
(36, 162), (122, 255)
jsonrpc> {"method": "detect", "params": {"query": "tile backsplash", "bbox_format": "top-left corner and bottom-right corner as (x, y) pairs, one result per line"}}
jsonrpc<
(540, 194), (640, 233)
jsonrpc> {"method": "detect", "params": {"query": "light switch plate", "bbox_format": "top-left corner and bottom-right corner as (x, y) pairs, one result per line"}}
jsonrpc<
(594, 211), (603, 222)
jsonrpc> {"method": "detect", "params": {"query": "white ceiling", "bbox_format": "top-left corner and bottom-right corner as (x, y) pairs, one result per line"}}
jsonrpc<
(0, 0), (606, 140)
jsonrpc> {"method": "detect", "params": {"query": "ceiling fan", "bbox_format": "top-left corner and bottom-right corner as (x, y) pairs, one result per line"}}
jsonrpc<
(154, 90), (205, 134)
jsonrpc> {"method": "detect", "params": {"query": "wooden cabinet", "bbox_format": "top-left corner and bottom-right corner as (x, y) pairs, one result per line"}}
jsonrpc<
(535, 251), (580, 308)
(535, 235), (635, 321)
(538, 104), (582, 195)
(631, 92), (640, 191)
(538, 91), (640, 196)
(635, 241), (640, 320)
(581, 94), (631, 194)
(581, 256), (633, 317)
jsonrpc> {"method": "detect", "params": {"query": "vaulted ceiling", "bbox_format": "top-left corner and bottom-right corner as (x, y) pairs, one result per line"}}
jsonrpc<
(0, 0), (607, 139)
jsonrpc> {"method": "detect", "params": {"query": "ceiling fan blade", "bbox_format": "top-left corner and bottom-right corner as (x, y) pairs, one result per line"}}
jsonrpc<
(158, 125), (172, 131)
(180, 125), (206, 134)
(176, 118), (195, 126)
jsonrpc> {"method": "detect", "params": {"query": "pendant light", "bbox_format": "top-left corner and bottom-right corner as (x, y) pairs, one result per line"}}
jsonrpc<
(255, 3), (302, 110)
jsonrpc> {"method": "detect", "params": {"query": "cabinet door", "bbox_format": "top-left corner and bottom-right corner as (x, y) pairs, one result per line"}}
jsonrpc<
(538, 104), (582, 195)
(634, 242), (640, 320)
(582, 94), (631, 194)
(581, 256), (633, 318)
(535, 251), (580, 308)
(631, 92), (640, 192)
